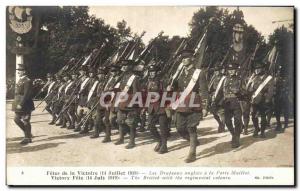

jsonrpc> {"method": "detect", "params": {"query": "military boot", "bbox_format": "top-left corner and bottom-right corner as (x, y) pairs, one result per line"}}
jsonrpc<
(154, 141), (162, 152)
(184, 127), (197, 163)
(90, 127), (99, 138)
(115, 125), (125, 145)
(125, 126), (136, 149)
(102, 125), (111, 143)
(232, 133), (240, 148)
(49, 116), (57, 125)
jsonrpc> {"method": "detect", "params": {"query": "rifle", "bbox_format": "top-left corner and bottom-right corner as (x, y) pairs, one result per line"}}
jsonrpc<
(78, 101), (100, 127)
(33, 81), (51, 100)
(161, 38), (187, 83)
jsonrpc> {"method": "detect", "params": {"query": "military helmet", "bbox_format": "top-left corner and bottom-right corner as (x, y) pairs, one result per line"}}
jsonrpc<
(88, 67), (96, 73)
(226, 63), (239, 70)
(133, 64), (144, 72)
(253, 62), (266, 69)
(148, 64), (157, 72)
(110, 64), (121, 72)
(179, 49), (194, 59)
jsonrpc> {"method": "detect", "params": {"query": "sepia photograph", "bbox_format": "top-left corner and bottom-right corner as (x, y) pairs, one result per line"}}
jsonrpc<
(5, 5), (295, 186)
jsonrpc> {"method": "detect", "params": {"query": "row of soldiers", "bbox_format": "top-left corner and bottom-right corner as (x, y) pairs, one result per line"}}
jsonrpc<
(13, 16), (292, 163)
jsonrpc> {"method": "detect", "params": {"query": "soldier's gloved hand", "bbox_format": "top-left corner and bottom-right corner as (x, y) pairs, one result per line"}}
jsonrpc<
(202, 108), (208, 117)
(16, 104), (22, 110)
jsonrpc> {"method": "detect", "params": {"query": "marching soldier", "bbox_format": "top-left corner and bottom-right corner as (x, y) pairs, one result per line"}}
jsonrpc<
(64, 72), (80, 129)
(170, 49), (209, 163)
(209, 64), (225, 133)
(274, 66), (290, 131)
(115, 59), (141, 149)
(78, 68), (98, 134)
(56, 74), (70, 128)
(12, 64), (35, 145)
(90, 66), (109, 139)
(102, 64), (123, 142)
(248, 62), (274, 137)
(74, 66), (90, 132)
(146, 63), (169, 154)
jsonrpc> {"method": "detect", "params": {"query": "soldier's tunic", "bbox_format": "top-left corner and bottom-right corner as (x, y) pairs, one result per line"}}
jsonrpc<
(115, 71), (141, 148)
(209, 72), (225, 132)
(248, 73), (273, 136)
(12, 75), (35, 140)
(147, 78), (168, 153)
(103, 72), (122, 131)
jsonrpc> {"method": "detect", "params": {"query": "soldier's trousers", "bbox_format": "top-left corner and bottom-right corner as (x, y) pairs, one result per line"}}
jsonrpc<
(274, 96), (290, 128)
(241, 101), (251, 130)
(223, 98), (242, 137)
(67, 103), (77, 128)
(14, 112), (32, 139)
(108, 110), (118, 130)
(251, 103), (267, 135)
(175, 112), (200, 157)
(210, 103), (225, 130)
(117, 110), (138, 144)
(148, 113), (168, 148)
(93, 108), (106, 136)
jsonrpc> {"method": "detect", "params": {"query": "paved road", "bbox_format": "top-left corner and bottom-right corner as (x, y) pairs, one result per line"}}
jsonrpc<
(6, 101), (294, 167)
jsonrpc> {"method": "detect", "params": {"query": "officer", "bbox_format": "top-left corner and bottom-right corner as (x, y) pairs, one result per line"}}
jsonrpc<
(170, 49), (209, 163)
(146, 63), (169, 154)
(12, 64), (35, 145)
(115, 59), (141, 149)
(248, 62), (274, 137)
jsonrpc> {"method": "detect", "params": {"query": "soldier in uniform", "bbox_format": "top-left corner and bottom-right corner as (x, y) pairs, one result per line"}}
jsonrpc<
(74, 66), (90, 132)
(248, 62), (274, 137)
(48, 74), (61, 125)
(12, 64), (35, 144)
(43, 73), (55, 116)
(102, 65), (123, 142)
(219, 63), (244, 148)
(64, 72), (79, 129)
(78, 68), (98, 134)
(274, 66), (290, 131)
(115, 59), (141, 149)
(90, 66), (109, 139)
(209, 64), (225, 133)
(56, 74), (70, 128)
(170, 50), (209, 163)
(146, 63), (169, 154)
